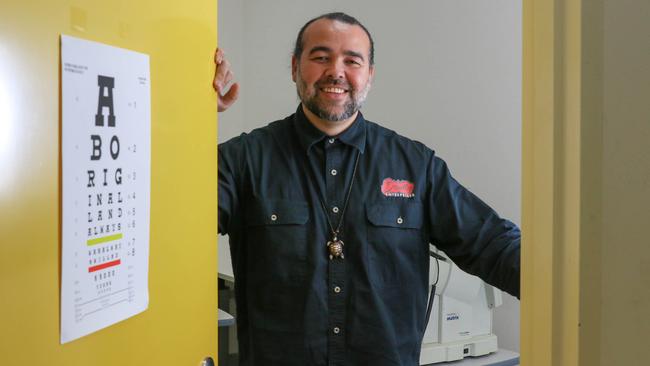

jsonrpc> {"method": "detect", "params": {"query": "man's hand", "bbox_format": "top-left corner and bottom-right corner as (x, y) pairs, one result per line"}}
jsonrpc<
(213, 48), (240, 112)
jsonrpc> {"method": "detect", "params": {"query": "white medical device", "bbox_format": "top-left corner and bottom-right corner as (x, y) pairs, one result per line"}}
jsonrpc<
(420, 247), (502, 364)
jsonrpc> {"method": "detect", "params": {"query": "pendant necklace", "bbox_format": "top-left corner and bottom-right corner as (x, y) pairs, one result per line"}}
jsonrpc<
(306, 148), (361, 260)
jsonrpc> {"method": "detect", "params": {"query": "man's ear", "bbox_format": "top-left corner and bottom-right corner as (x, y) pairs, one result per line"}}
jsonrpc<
(291, 55), (298, 82)
(369, 65), (375, 84)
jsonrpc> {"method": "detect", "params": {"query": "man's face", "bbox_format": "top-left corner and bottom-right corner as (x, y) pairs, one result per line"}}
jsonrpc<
(292, 19), (375, 123)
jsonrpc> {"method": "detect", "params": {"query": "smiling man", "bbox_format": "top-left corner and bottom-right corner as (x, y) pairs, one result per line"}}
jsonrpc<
(216, 12), (520, 366)
(292, 17), (374, 135)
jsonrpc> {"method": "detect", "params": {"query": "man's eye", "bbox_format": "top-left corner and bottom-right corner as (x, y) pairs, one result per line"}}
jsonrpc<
(312, 56), (328, 62)
(345, 59), (361, 66)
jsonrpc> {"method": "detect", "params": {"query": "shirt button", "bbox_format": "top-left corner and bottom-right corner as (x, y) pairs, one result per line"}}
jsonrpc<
(332, 206), (339, 214)
(328, 138), (335, 144)
(270, 214), (277, 221)
(397, 217), (404, 224)
(333, 327), (340, 334)
(331, 169), (337, 176)
(334, 286), (341, 293)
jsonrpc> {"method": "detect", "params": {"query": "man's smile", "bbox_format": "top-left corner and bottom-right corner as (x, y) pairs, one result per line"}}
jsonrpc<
(320, 87), (347, 94)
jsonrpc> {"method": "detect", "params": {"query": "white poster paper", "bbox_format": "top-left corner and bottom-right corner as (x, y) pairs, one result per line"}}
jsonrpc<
(60, 35), (151, 344)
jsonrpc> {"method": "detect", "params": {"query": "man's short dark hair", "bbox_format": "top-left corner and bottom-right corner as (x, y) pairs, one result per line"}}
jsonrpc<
(293, 12), (375, 66)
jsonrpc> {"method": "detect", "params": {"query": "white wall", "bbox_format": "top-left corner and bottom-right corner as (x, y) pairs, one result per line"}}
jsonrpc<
(218, 0), (521, 352)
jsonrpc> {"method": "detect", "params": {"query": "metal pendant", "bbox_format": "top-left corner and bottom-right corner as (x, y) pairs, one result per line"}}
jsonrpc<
(327, 238), (345, 260)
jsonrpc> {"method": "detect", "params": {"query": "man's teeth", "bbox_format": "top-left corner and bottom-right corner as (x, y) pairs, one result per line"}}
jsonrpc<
(322, 87), (346, 94)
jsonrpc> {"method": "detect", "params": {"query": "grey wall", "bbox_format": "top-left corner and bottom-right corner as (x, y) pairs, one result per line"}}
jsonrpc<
(601, 0), (650, 363)
(218, 0), (521, 352)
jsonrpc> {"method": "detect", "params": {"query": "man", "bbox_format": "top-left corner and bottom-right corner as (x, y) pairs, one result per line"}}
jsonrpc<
(215, 12), (520, 366)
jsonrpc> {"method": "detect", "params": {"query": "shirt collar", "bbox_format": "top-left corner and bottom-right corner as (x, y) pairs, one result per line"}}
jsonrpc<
(293, 104), (367, 155)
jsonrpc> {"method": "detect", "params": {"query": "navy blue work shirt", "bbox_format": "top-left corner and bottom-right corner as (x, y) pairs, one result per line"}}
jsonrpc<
(218, 105), (520, 366)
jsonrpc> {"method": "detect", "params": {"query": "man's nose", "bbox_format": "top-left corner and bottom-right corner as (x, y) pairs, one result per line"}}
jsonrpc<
(325, 59), (345, 80)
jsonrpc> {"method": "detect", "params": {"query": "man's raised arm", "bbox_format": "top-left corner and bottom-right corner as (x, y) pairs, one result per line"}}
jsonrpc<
(213, 48), (239, 112)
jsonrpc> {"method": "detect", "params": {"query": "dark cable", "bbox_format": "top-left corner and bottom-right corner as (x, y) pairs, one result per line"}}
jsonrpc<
(421, 250), (441, 342)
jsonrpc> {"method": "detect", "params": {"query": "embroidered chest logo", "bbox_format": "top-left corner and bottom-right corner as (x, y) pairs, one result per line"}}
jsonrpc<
(381, 178), (415, 198)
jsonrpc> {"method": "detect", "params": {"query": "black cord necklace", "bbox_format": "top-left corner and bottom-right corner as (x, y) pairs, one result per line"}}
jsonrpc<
(305, 147), (361, 260)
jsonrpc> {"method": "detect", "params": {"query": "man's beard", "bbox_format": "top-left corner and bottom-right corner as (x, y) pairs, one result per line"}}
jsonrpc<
(296, 74), (370, 122)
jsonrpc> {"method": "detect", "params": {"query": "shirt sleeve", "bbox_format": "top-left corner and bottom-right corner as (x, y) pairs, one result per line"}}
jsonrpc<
(427, 154), (521, 298)
(218, 135), (244, 235)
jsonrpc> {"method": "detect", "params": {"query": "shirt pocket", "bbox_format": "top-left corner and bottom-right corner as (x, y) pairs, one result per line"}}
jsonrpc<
(244, 199), (310, 333)
(244, 199), (310, 284)
(366, 201), (427, 288)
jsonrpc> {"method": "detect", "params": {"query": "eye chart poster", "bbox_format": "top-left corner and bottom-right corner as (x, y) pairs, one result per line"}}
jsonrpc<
(61, 35), (151, 344)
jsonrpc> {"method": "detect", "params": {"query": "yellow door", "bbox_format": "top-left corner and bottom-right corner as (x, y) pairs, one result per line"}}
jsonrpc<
(0, 0), (218, 364)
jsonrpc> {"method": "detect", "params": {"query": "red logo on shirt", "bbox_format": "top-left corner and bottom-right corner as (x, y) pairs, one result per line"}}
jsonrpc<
(381, 178), (415, 198)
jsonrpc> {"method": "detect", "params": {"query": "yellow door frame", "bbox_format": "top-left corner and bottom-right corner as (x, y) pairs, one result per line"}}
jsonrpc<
(521, 0), (603, 365)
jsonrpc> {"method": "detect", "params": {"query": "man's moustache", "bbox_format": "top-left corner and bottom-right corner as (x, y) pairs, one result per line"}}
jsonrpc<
(316, 79), (350, 89)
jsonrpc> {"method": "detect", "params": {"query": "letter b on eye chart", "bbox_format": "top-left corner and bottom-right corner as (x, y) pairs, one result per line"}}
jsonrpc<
(61, 35), (151, 344)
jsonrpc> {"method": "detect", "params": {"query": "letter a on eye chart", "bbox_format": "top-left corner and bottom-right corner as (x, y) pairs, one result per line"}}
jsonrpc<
(60, 35), (151, 344)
